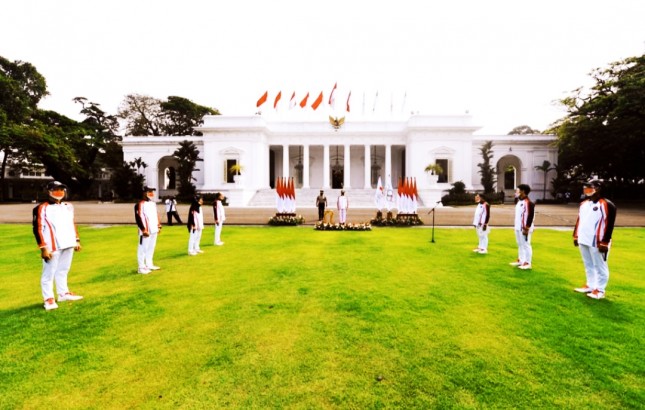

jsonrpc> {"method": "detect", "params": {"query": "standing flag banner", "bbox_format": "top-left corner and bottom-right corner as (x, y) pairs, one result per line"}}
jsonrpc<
(412, 177), (419, 214)
(311, 92), (323, 110)
(328, 83), (337, 109)
(299, 92), (309, 108)
(276, 177), (284, 213)
(385, 175), (395, 211)
(372, 91), (379, 113)
(346, 91), (351, 113)
(374, 176), (385, 210)
(257, 91), (268, 108)
(273, 91), (282, 109)
(289, 92), (297, 109)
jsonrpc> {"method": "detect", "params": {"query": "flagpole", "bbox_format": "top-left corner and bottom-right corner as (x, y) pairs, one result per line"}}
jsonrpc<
(427, 201), (441, 243)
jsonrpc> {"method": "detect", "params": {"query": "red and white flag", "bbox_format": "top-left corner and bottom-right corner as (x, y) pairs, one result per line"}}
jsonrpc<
(273, 91), (282, 109)
(256, 91), (268, 108)
(299, 92), (309, 108)
(289, 92), (296, 109)
(311, 92), (323, 110)
(328, 82), (337, 109)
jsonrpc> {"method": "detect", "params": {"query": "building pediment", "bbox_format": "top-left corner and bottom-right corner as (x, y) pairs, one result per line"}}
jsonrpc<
(220, 146), (244, 155)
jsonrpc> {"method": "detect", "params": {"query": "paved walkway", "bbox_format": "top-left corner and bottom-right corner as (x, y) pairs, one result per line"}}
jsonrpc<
(2, 202), (644, 227)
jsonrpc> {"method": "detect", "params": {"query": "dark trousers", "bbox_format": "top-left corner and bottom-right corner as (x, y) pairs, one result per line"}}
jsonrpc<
(318, 205), (325, 221)
(167, 211), (182, 225)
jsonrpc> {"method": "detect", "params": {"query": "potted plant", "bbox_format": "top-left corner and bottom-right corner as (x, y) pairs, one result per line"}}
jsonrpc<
(229, 163), (244, 184)
(424, 163), (444, 184)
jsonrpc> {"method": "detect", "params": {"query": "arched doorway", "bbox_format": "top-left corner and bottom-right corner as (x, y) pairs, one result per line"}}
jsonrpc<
(496, 155), (522, 202)
(158, 156), (180, 198)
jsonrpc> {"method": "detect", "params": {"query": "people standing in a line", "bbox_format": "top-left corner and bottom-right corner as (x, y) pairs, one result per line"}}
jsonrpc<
(187, 195), (204, 255)
(316, 190), (327, 222)
(337, 190), (349, 224)
(134, 186), (162, 274)
(472, 193), (490, 254)
(213, 192), (226, 246)
(33, 181), (84, 311)
(510, 184), (535, 270)
(164, 196), (182, 226)
(573, 180), (617, 300)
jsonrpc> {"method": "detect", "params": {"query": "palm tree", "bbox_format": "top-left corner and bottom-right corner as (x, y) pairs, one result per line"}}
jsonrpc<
(534, 160), (556, 200)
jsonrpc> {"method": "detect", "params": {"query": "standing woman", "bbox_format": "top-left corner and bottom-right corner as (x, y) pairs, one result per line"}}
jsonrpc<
(472, 193), (490, 254)
(213, 192), (226, 246)
(187, 195), (204, 255)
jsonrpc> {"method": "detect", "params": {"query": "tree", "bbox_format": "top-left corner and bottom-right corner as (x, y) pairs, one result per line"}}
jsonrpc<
(508, 125), (541, 135)
(110, 158), (146, 200)
(551, 54), (645, 197)
(118, 94), (220, 136)
(173, 140), (202, 200)
(534, 160), (556, 200)
(0, 56), (48, 200)
(477, 141), (496, 194)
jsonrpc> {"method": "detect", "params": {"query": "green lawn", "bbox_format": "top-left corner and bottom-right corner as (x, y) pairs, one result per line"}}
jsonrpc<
(1, 224), (644, 409)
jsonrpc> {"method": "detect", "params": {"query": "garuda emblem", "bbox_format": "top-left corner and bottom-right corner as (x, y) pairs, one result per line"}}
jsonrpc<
(329, 116), (345, 130)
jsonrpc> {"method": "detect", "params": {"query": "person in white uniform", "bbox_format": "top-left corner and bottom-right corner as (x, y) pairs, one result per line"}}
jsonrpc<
(510, 184), (535, 270)
(337, 190), (349, 224)
(32, 181), (83, 311)
(573, 180), (617, 300)
(134, 186), (162, 274)
(187, 195), (204, 255)
(213, 192), (226, 246)
(472, 193), (490, 254)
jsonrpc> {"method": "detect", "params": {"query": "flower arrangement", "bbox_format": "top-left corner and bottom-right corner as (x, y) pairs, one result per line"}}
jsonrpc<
(314, 222), (372, 231)
(268, 214), (305, 226)
(370, 210), (423, 227)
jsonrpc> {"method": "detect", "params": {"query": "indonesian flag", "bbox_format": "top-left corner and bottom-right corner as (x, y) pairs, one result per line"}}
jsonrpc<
(299, 92), (309, 108)
(256, 91), (268, 107)
(397, 177), (404, 213)
(289, 177), (296, 213)
(311, 92), (323, 110)
(346, 91), (351, 112)
(289, 92), (296, 109)
(412, 177), (418, 214)
(328, 83), (337, 109)
(273, 91), (282, 109)
(375, 176), (385, 210)
(276, 177), (284, 213)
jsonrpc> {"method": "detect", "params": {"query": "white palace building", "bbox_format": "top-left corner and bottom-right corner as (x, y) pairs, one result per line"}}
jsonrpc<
(121, 114), (557, 207)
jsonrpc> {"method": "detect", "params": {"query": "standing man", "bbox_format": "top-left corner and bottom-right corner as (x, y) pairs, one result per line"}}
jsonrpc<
(134, 186), (162, 274)
(165, 196), (182, 226)
(573, 180), (617, 300)
(510, 184), (535, 270)
(33, 181), (84, 310)
(316, 190), (327, 222)
(472, 193), (490, 254)
(337, 190), (349, 225)
(213, 192), (226, 246)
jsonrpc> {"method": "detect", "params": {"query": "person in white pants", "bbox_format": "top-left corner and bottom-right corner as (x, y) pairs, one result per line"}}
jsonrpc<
(213, 192), (226, 245)
(187, 195), (204, 255)
(33, 181), (83, 310)
(337, 190), (349, 224)
(472, 193), (490, 254)
(573, 180), (617, 300)
(134, 186), (162, 274)
(510, 184), (535, 270)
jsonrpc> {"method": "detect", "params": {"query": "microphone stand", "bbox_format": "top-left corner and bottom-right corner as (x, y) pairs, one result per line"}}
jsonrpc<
(427, 201), (441, 243)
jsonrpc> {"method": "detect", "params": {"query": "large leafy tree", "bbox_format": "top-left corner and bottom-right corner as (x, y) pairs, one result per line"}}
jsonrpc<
(551, 54), (645, 197)
(173, 140), (201, 200)
(0, 56), (48, 200)
(477, 141), (496, 194)
(118, 94), (219, 136)
(508, 125), (541, 135)
(534, 160), (556, 200)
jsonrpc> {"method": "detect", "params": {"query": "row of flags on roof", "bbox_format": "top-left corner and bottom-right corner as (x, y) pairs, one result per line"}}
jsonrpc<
(257, 83), (351, 112)
(256, 84), (409, 114)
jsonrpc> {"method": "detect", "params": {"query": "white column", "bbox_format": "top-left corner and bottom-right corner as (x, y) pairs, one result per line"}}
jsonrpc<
(303, 145), (310, 189)
(323, 145), (330, 189)
(282, 145), (289, 178)
(364, 144), (371, 188)
(343, 144), (351, 189)
(148, 167), (159, 200)
(385, 144), (392, 183)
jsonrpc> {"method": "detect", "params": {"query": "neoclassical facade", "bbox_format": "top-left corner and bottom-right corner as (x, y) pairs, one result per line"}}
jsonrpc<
(121, 114), (557, 206)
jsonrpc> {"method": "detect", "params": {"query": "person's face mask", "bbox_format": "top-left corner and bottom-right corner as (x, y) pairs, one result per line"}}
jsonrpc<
(583, 186), (596, 197)
(49, 188), (65, 201)
(147, 191), (155, 199)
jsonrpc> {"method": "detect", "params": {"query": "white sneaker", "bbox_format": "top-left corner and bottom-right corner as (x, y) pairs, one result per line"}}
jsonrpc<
(148, 265), (161, 271)
(473, 248), (481, 252)
(586, 289), (605, 299)
(478, 249), (488, 254)
(509, 260), (521, 266)
(44, 298), (58, 310)
(574, 285), (593, 293)
(518, 263), (532, 270)
(188, 251), (197, 256)
(196, 250), (204, 254)
(58, 292), (83, 302)
(138, 268), (151, 274)
(215, 242), (224, 246)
